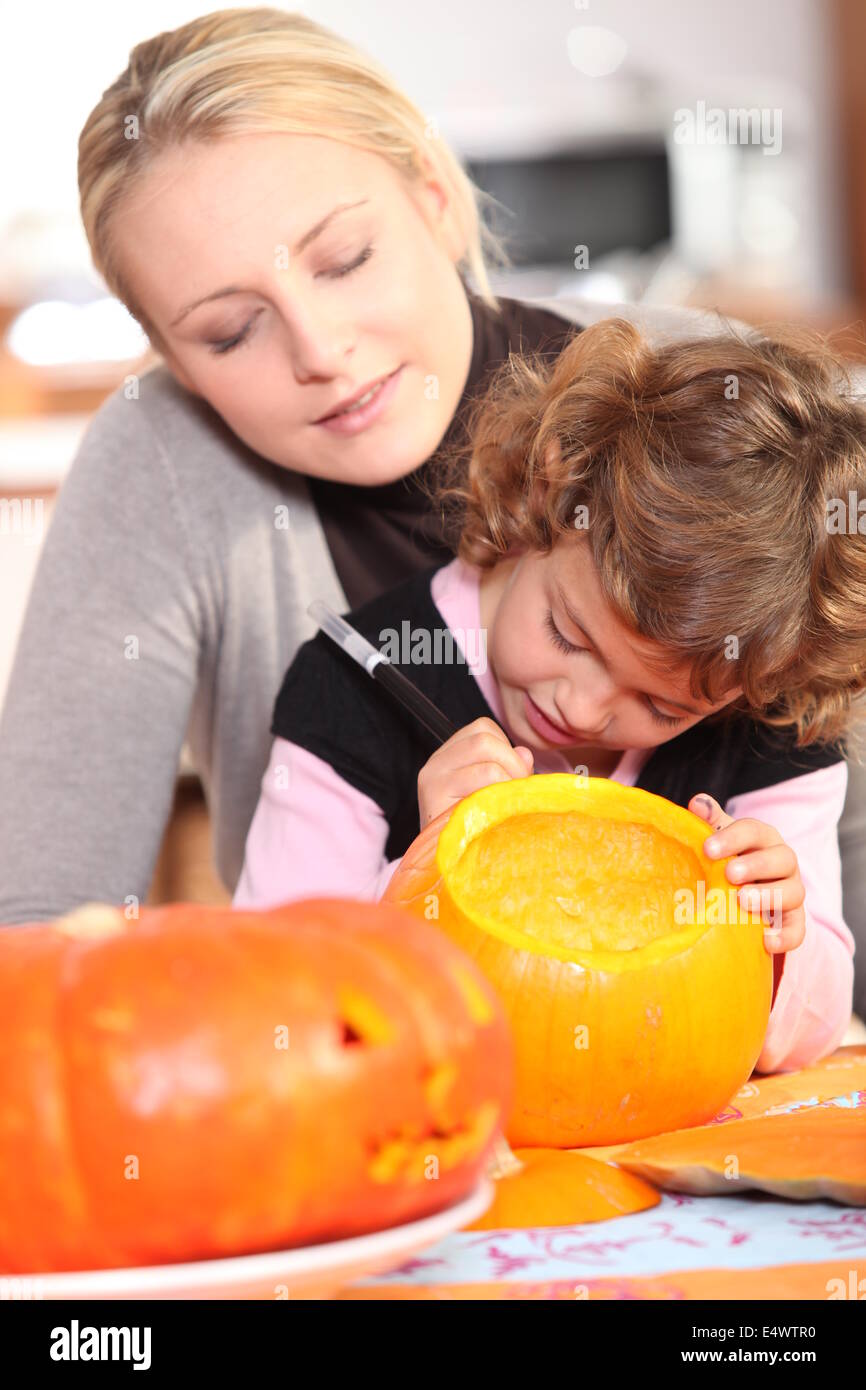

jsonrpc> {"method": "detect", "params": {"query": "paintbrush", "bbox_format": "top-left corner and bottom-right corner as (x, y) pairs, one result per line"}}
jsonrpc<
(307, 598), (522, 1182)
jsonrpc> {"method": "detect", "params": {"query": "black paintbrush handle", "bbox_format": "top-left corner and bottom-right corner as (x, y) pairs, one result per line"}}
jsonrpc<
(372, 662), (459, 745)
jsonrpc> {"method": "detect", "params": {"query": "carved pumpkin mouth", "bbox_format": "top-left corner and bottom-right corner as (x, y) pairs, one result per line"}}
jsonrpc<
(332, 987), (501, 1181)
(364, 1100), (501, 1183)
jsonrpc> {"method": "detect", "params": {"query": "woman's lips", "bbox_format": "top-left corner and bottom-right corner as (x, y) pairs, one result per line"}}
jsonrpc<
(313, 365), (404, 435)
(522, 692), (580, 746)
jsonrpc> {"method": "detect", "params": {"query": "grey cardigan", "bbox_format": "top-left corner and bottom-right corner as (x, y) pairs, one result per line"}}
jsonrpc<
(1, 293), (863, 1013)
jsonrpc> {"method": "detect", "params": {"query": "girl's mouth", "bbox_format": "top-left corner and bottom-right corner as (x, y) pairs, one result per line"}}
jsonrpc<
(523, 692), (581, 746)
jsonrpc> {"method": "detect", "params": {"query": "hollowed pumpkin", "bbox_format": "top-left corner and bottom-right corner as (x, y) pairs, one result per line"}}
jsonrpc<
(0, 897), (511, 1274)
(385, 774), (773, 1147)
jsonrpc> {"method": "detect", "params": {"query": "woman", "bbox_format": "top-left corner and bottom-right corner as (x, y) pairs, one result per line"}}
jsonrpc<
(1, 7), (864, 1019)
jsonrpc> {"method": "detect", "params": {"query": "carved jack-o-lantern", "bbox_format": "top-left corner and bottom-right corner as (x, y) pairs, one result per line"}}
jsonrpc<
(0, 898), (511, 1273)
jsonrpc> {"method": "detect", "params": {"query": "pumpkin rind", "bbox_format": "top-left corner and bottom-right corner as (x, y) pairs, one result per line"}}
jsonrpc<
(464, 1148), (660, 1229)
(615, 1105), (866, 1204)
(385, 775), (773, 1147)
(0, 898), (512, 1273)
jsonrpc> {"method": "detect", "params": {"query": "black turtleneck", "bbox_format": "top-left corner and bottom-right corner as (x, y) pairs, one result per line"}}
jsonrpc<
(307, 286), (579, 610)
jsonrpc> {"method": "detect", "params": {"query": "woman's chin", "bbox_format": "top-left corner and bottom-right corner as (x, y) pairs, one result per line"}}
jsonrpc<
(300, 440), (429, 488)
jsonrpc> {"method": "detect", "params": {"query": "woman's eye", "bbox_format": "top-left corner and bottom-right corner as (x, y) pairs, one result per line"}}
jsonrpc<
(205, 246), (374, 354)
(319, 243), (374, 280)
(208, 313), (259, 356)
(544, 609), (582, 655)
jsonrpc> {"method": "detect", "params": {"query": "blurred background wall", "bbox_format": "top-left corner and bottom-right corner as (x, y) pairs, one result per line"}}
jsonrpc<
(2, 0), (865, 899)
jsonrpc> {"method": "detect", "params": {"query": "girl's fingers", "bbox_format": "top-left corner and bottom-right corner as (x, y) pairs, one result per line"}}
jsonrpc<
(447, 716), (506, 746)
(702, 816), (784, 859)
(436, 762), (522, 808)
(760, 907), (806, 953)
(444, 720), (534, 780)
(737, 877), (804, 919)
(691, 794), (786, 862)
(723, 843), (800, 886)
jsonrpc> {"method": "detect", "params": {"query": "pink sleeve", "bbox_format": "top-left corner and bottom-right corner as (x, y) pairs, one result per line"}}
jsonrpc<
(723, 761), (854, 1073)
(232, 737), (402, 909)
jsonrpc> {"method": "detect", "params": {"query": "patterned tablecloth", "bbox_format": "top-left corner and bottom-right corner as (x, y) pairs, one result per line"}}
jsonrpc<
(340, 1045), (866, 1300)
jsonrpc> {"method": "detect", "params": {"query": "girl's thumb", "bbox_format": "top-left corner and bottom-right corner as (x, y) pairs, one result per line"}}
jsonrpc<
(515, 746), (535, 773)
(689, 792), (732, 833)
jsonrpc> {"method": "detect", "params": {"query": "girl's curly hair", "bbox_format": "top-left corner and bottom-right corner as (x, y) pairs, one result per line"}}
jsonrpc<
(432, 316), (866, 752)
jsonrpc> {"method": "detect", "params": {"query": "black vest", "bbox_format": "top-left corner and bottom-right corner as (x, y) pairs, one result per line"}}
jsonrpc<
(273, 563), (845, 861)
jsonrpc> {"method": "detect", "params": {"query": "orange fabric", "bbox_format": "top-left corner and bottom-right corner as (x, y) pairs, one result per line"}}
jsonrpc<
(337, 1260), (865, 1300)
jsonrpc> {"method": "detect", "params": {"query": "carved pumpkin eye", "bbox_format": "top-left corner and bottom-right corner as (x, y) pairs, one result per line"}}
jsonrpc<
(335, 985), (394, 1046)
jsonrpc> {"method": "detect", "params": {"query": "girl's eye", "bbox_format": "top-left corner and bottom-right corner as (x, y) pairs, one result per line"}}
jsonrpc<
(646, 700), (685, 728)
(544, 609), (583, 655)
(544, 609), (684, 727)
(318, 243), (374, 280)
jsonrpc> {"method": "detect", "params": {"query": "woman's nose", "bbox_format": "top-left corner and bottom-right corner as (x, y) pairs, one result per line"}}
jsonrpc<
(270, 281), (356, 380)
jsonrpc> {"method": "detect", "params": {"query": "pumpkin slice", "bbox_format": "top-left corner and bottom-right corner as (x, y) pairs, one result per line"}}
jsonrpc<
(615, 1104), (866, 1204)
(386, 775), (772, 1147)
(464, 1148), (660, 1230)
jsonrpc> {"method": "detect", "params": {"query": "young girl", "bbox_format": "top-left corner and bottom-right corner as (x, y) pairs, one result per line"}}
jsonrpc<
(233, 317), (866, 1073)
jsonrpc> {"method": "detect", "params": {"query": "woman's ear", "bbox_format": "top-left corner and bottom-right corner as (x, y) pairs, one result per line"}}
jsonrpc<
(411, 154), (468, 264)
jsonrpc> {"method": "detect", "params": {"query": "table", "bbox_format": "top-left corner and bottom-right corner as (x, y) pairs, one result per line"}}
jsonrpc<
(341, 1044), (866, 1299)
(340, 1191), (866, 1298)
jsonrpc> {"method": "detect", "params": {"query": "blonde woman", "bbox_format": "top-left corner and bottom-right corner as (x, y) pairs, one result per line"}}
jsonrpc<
(0, 7), (863, 1021)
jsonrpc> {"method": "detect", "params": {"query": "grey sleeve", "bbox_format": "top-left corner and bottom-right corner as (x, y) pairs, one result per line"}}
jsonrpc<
(840, 756), (866, 1020)
(0, 387), (206, 924)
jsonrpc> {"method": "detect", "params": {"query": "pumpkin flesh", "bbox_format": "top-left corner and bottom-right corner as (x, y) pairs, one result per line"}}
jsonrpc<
(386, 775), (773, 1148)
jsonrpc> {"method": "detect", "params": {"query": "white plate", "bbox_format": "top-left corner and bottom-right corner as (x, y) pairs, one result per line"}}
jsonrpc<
(24, 1180), (493, 1300)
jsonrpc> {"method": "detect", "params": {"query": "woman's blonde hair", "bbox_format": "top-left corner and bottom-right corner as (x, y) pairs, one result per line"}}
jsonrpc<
(78, 7), (507, 349)
(436, 317), (866, 751)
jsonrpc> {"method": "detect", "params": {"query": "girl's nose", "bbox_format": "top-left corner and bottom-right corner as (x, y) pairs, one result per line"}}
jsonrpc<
(554, 680), (614, 737)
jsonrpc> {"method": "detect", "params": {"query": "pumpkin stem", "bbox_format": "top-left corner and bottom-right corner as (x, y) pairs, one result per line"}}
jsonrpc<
(487, 1132), (523, 1179)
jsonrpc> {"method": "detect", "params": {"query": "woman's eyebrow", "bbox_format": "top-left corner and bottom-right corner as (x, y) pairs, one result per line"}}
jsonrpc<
(169, 198), (370, 326)
(553, 581), (703, 716)
(292, 197), (370, 255)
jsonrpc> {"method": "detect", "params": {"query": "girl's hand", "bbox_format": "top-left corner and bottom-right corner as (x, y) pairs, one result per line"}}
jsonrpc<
(417, 717), (534, 828)
(688, 792), (806, 953)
